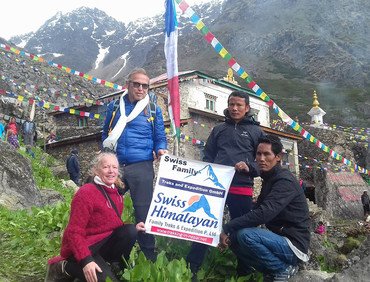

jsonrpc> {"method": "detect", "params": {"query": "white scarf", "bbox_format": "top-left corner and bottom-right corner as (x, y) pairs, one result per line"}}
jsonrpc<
(94, 175), (115, 189)
(103, 90), (149, 150)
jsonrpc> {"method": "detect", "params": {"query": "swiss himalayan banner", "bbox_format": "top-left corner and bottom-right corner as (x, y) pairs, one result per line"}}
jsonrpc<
(145, 154), (235, 247)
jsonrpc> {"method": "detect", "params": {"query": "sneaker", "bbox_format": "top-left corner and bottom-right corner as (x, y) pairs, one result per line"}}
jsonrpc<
(44, 260), (73, 282)
(264, 265), (298, 282)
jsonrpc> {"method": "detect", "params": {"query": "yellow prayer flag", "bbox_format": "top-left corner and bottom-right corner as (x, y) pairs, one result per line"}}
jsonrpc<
(219, 48), (228, 58)
(240, 72), (248, 79)
(195, 21), (205, 30)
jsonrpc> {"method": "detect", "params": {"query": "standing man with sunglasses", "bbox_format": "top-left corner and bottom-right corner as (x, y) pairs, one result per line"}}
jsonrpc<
(102, 68), (168, 261)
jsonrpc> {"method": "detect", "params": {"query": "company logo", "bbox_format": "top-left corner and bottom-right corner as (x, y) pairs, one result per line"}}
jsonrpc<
(184, 164), (225, 189)
(183, 195), (217, 220)
(241, 131), (251, 138)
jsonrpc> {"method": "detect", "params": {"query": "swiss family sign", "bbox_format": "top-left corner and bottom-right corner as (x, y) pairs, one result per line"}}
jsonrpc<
(145, 154), (235, 247)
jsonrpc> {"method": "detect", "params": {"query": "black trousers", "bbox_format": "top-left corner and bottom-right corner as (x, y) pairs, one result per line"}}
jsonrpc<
(122, 160), (156, 261)
(65, 224), (137, 282)
(186, 194), (253, 272)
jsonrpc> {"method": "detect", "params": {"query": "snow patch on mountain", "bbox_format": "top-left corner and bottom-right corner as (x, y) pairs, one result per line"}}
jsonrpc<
(95, 44), (110, 69)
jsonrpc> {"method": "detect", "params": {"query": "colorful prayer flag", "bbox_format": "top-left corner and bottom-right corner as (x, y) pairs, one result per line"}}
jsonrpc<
(165, 0), (180, 139)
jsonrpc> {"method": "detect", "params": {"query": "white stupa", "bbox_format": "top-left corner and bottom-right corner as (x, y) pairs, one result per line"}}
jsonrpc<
(307, 90), (326, 127)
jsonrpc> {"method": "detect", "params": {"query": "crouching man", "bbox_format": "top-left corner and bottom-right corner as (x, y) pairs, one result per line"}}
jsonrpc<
(219, 135), (310, 281)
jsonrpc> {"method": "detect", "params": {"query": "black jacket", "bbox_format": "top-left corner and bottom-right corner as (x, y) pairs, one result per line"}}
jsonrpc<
(223, 165), (310, 254)
(66, 153), (80, 177)
(203, 111), (264, 187)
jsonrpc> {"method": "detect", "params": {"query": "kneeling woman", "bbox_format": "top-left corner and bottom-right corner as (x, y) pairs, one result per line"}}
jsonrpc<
(45, 151), (145, 282)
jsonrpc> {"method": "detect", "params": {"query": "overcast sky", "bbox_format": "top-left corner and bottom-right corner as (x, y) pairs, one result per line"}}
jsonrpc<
(0, 0), (209, 40)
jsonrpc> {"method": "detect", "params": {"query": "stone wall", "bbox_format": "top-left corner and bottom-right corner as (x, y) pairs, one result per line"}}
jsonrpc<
(46, 134), (102, 183)
(55, 126), (101, 140)
(298, 125), (369, 219)
(323, 172), (367, 219)
(52, 105), (103, 128)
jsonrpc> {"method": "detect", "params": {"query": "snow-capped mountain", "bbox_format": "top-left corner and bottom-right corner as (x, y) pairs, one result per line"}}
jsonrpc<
(6, 0), (370, 127)
(9, 1), (224, 83)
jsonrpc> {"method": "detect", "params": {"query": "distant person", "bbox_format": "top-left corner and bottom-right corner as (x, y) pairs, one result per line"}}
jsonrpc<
(6, 128), (20, 149)
(299, 179), (307, 193)
(45, 151), (146, 282)
(6, 117), (18, 137)
(315, 221), (326, 235)
(361, 190), (370, 218)
(219, 135), (310, 281)
(186, 91), (265, 277)
(66, 149), (80, 186)
(102, 68), (168, 261)
(21, 117), (36, 146)
(47, 131), (57, 144)
(0, 121), (5, 141)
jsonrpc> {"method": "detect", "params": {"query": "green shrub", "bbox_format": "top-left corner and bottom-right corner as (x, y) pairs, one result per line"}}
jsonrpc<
(0, 148), (261, 281)
(317, 255), (340, 273)
(340, 237), (361, 254)
(122, 251), (192, 281)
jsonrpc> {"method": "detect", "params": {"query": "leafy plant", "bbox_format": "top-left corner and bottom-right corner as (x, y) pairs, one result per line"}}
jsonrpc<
(340, 237), (361, 254)
(122, 251), (192, 281)
(0, 147), (73, 281)
(122, 194), (135, 224)
(316, 255), (340, 273)
(1, 147), (264, 281)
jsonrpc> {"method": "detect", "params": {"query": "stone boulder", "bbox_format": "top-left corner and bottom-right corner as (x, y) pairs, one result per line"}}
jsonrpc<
(319, 172), (368, 219)
(39, 189), (65, 206)
(291, 270), (334, 281)
(0, 141), (42, 209)
(330, 255), (370, 281)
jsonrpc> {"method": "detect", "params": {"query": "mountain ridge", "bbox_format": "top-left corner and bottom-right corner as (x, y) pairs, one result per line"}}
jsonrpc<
(5, 0), (370, 127)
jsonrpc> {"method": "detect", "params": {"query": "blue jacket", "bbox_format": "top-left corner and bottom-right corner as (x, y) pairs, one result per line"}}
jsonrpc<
(102, 95), (167, 165)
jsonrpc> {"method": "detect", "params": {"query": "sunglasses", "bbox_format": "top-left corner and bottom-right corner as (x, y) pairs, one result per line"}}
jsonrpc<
(130, 81), (149, 90)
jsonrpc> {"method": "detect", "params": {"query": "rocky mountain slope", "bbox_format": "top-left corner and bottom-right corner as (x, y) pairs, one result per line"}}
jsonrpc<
(6, 0), (370, 127)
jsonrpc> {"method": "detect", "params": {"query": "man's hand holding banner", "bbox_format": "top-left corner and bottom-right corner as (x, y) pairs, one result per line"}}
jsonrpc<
(145, 154), (235, 247)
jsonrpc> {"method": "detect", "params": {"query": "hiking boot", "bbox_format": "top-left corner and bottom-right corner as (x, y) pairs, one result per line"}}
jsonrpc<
(264, 265), (298, 282)
(44, 260), (73, 282)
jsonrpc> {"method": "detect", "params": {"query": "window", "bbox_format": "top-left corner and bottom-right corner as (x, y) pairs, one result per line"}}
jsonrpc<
(206, 99), (215, 111)
(205, 93), (217, 112)
(78, 117), (88, 127)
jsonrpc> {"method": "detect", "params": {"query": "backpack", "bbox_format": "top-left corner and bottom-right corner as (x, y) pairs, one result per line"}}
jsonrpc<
(23, 121), (35, 134)
(108, 91), (157, 134)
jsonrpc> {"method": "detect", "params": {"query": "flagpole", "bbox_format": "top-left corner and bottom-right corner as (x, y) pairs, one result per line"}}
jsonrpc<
(173, 136), (179, 156)
(165, 0), (181, 156)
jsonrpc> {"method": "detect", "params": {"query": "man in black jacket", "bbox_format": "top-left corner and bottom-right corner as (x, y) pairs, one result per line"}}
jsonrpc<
(186, 91), (265, 277)
(219, 135), (310, 281)
(66, 149), (80, 186)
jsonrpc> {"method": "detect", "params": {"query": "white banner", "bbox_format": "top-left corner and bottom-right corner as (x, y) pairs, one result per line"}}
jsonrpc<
(145, 154), (235, 247)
